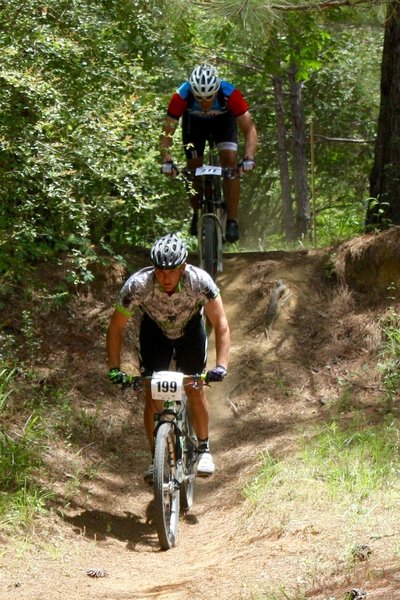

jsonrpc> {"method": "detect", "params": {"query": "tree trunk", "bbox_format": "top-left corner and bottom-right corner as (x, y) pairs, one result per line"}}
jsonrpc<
(366, 2), (400, 230)
(288, 63), (310, 238)
(272, 75), (295, 242)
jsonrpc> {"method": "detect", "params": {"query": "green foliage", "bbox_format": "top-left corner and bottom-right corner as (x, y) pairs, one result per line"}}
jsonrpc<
(21, 310), (43, 358)
(245, 416), (400, 505)
(313, 203), (366, 247)
(301, 417), (400, 498)
(0, 368), (16, 410)
(378, 307), (400, 411)
(0, 484), (52, 528)
(0, 0), (194, 278)
(187, 5), (382, 247)
(0, 0), (385, 267)
(243, 451), (282, 503)
(304, 24), (381, 244)
(0, 415), (41, 490)
(0, 368), (51, 528)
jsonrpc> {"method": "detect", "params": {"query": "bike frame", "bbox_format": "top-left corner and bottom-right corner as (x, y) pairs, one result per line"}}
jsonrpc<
(178, 145), (240, 279)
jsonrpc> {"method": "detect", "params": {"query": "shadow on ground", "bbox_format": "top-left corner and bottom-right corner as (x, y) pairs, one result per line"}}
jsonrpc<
(61, 503), (158, 550)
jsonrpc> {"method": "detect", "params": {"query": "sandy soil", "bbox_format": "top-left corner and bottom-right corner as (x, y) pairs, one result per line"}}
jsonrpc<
(1, 239), (400, 600)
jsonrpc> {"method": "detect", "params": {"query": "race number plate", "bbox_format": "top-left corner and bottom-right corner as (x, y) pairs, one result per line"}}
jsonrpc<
(195, 165), (222, 176)
(151, 371), (184, 401)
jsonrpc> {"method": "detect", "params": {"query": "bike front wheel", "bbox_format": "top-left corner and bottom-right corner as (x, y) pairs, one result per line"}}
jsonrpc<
(202, 216), (217, 280)
(153, 422), (180, 550)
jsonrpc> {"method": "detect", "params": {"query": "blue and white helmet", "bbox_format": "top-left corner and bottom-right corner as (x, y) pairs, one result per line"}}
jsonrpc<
(189, 63), (221, 100)
(150, 234), (188, 269)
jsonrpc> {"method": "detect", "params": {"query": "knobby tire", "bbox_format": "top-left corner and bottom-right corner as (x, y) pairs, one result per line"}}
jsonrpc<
(153, 422), (180, 550)
(203, 216), (217, 280)
(212, 172), (222, 206)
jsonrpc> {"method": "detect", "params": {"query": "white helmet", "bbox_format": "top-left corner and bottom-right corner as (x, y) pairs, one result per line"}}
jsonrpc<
(189, 63), (221, 100)
(150, 234), (188, 269)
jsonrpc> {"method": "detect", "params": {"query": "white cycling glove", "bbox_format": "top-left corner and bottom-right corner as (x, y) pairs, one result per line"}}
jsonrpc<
(241, 158), (255, 172)
(161, 161), (177, 176)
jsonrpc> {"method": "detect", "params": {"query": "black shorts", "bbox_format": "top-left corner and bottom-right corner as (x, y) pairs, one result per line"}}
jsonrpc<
(139, 314), (207, 376)
(182, 111), (238, 159)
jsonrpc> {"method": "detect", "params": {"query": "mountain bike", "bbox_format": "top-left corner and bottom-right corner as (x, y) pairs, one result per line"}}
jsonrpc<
(183, 144), (241, 280)
(123, 371), (206, 551)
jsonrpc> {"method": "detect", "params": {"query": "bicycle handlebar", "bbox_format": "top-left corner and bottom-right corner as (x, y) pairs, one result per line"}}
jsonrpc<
(122, 373), (207, 391)
(181, 166), (241, 180)
(162, 161), (243, 181)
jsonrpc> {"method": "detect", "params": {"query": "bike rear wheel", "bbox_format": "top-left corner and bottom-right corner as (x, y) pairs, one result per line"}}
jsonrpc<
(153, 422), (180, 550)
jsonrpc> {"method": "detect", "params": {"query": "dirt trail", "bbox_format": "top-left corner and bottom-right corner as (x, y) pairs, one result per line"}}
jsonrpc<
(1, 246), (400, 599)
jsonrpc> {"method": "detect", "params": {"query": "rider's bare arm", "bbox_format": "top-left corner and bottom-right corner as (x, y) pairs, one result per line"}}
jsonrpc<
(106, 309), (130, 369)
(237, 111), (258, 160)
(160, 116), (179, 162)
(204, 296), (230, 369)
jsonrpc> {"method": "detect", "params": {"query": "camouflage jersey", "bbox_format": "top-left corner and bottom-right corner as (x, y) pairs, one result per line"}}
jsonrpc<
(114, 264), (220, 339)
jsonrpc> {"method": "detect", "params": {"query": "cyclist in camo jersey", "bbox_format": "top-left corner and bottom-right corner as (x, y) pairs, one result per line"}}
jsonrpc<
(106, 233), (230, 481)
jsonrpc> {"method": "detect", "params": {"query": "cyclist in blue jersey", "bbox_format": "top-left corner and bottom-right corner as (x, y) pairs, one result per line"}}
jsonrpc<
(106, 233), (230, 482)
(161, 63), (258, 243)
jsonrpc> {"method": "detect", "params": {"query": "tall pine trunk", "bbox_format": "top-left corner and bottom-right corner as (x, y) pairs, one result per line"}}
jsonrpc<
(288, 63), (310, 238)
(366, 2), (400, 229)
(273, 75), (295, 242)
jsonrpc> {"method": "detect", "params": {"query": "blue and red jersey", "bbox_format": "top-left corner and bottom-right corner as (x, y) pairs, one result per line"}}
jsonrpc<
(167, 80), (249, 120)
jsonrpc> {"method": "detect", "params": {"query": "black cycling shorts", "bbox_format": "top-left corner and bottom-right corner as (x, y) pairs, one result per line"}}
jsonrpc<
(181, 111), (238, 159)
(138, 313), (207, 376)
